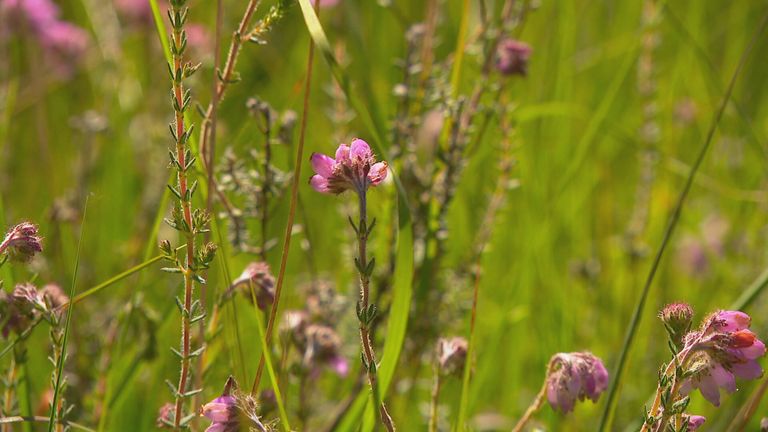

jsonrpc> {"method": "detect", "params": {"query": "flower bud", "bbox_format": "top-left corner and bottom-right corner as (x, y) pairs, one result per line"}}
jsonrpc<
(436, 337), (468, 376)
(659, 302), (693, 349)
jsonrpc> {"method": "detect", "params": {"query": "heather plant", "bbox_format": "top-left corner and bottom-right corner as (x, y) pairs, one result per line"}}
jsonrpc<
(3, 0), (768, 431)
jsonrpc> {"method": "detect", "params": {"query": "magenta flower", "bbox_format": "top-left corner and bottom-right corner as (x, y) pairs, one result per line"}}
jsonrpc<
(0, 0), (59, 34)
(1, 222), (43, 262)
(201, 395), (239, 432)
(310, 139), (388, 195)
(496, 38), (531, 76)
(40, 21), (88, 76)
(545, 352), (609, 413)
(684, 415), (706, 430)
(679, 310), (766, 406)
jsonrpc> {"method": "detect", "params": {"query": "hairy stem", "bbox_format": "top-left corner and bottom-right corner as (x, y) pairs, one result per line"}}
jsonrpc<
(357, 192), (395, 432)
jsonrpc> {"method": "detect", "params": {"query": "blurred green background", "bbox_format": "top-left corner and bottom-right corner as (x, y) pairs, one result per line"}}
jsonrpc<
(2, 0), (768, 430)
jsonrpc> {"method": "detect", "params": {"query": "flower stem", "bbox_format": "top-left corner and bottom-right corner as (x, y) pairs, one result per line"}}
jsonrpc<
(641, 349), (693, 432)
(428, 365), (441, 432)
(168, 1), (197, 427)
(510, 380), (547, 432)
(356, 192), (395, 432)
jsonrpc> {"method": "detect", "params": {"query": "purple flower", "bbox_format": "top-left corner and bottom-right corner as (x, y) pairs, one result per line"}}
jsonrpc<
(1, 222), (43, 262)
(684, 415), (706, 430)
(545, 352), (609, 413)
(496, 38), (531, 76)
(231, 262), (275, 310)
(679, 310), (766, 406)
(202, 395), (239, 432)
(0, 0), (60, 33)
(40, 21), (88, 75)
(310, 138), (388, 195)
(114, 0), (154, 24)
(304, 324), (348, 377)
(436, 337), (468, 376)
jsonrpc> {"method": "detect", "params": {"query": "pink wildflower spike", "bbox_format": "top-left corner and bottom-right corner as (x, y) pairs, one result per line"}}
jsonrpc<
(309, 138), (388, 195)
(679, 310), (766, 407)
(545, 352), (609, 414)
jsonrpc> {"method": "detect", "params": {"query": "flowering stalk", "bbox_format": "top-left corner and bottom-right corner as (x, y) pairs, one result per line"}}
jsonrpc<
(159, 0), (216, 428)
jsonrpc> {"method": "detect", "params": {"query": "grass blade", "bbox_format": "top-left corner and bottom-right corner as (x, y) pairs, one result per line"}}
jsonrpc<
(47, 197), (88, 432)
(254, 308), (291, 431)
(597, 13), (768, 430)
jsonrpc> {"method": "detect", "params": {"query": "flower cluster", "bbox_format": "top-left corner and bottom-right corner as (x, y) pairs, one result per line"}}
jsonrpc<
(310, 139), (388, 195)
(0, 0), (88, 76)
(200, 377), (269, 432)
(280, 309), (348, 377)
(0, 283), (68, 338)
(1, 222), (43, 263)
(545, 352), (609, 413)
(679, 310), (766, 406)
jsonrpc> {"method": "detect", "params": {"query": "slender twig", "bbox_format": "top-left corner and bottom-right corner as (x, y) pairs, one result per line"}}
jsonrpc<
(250, 2), (318, 395)
(597, 12), (768, 430)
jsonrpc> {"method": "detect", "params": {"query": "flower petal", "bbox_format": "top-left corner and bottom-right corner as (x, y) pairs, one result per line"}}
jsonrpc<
(335, 144), (350, 162)
(711, 364), (736, 393)
(310, 153), (335, 177)
(731, 359), (763, 380)
(740, 337), (766, 359)
(368, 161), (388, 186)
(310, 175), (331, 193)
(698, 374), (721, 406)
(717, 310), (751, 332)
(686, 415), (706, 430)
(350, 138), (371, 160)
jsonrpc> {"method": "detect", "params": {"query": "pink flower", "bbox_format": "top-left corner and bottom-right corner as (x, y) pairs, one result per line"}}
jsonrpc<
(231, 262), (275, 310)
(496, 38), (531, 76)
(40, 21), (88, 76)
(310, 138), (388, 195)
(202, 395), (239, 432)
(1, 222), (42, 262)
(437, 337), (468, 376)
(304, 324), (348, 377)
(684, 415), (706, 430)
(114, 0), (153, 24)
(545, 352), (609, 413)
(0, 0), (59, 34)
(679, 310), (766, 406)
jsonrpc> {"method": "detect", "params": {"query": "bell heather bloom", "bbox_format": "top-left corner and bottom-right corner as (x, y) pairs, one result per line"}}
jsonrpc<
(545, 352), (609, 413)
(309, 139), (388, 195)
(231, 262), (275, 310)
(679, 310), (765, 407)
(685, 415), (706, 430)
(1, 222), (43, 262)
(496, 38), (531, 76)
(436, 337), (468, 376)
(201, 395), (239, 432)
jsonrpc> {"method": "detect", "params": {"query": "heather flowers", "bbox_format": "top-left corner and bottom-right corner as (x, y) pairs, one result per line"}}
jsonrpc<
(512, 351), (608, 432)
(229, 261), (276, 310)
(1, 222), (43, 263)
(309, 139), (388, 195)
(642, 306), (766, 431)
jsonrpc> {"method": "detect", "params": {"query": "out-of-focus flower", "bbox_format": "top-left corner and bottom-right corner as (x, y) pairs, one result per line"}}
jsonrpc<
(0, 0), (59, 33)
(761, 417), (768, 431)
(436, 337), (468, 376)
(676, 215), (730, 276)
(305, 280), (345, 325)
(0, 283), (42, 338)
(280, 309), (309, 346)
(1, 222), (43, 262)
(545, 352), (609, 413)
(310, 139), (388, 195)
(496, 38), (531, 76)
(303, 324), (348, 376)
(114, 0), (153, 24)
(41, 22), (88, 76)
(185, 23), (212, 60)
(156, 402), (175, 428)
(659, 302), (694, 348)
(202, 395), (239, 432)
(679, 310), (766, 407)
(684, 415), (706, 430)
(40, 283), (69, 309)
(231, 262), (275, 310)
